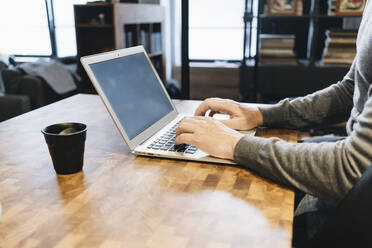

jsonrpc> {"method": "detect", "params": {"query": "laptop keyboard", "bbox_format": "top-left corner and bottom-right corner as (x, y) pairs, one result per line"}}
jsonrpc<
(146, 119), (198, 154)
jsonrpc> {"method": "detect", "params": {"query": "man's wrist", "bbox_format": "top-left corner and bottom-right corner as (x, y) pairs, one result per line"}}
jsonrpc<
(255, 108), (264, 126)
(229, 133), (244, 160)
(241, 105), (264, 128)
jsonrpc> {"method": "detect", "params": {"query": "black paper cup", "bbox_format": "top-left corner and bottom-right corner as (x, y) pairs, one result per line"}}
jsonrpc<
(42, 123), (87, 175)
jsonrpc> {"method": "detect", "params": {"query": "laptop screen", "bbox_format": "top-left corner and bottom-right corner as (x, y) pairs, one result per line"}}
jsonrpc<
(89, 53), (173, 140)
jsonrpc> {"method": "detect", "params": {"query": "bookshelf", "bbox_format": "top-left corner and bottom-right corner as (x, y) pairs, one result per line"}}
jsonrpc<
(74, 2), (165, 92)
(242, 0), (364, 102)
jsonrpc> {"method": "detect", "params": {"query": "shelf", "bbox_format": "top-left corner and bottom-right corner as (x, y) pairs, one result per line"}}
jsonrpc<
(314, 63), (351, 69)
(256, 58), (352, 68)
(257, 63), (351, 69)
(258, 59), (310, 67)
(74, 2), (166, 88)
(318, 65), (351, 68)
(317, 15), (363, 19)
(258, 63), (297, 67)
(236, 0), (364, 102)
(259, 15), (311, 19)
(77, 24), (113, 28)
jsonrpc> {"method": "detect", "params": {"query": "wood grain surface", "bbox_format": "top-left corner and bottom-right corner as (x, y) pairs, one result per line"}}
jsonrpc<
(0, 94), (297, 248)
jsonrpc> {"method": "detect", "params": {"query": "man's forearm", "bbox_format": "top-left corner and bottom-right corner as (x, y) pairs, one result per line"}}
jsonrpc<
(234, 96), (372, 202)
(234, 135), (358, 202)
(258, 82), (353, 128)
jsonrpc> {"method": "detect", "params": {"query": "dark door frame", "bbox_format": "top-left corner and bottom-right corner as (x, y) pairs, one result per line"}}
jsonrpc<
(181, 0), (190, 99)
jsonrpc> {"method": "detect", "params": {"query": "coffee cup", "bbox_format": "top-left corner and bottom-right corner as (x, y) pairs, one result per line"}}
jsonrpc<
(42, 122), (87, 175)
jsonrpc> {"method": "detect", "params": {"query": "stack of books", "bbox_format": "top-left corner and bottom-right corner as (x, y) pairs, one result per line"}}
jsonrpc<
(259, 34), (296, 65)
(322, 29), (357, 65)
(296, 0), (303, 16)
(328, 0), (337, 16)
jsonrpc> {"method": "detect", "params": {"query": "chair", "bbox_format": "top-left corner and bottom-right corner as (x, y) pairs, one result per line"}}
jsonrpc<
(304, 164), (372, 247)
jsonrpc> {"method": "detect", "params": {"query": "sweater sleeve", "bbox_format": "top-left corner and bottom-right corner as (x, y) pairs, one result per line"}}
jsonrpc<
(258, 61), (356, 129)
(234, 93), (372, 202)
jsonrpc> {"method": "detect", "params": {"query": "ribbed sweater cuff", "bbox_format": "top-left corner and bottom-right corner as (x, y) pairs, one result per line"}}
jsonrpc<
(233, 135), (267, 165)
(258, 102), (288, 126)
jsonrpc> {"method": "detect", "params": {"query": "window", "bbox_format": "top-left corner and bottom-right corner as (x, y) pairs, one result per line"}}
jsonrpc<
(189, 0), (244, 61)
(54, 0), (87, 57)
(0, 0), (87, 57)
(0, 0), (51, 56)
(188, 0), (258, 61)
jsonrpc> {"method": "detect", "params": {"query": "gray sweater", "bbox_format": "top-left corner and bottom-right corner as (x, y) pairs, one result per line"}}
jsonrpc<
(234, 1), (372, 202)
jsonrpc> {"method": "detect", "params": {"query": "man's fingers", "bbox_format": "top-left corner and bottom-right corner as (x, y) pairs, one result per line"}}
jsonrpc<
(194, 99), (223, 116)
(192, 116), (208, 121)
(208, 110), (216, 117)
(182, 116), (206, 123)
(175, 133), (194, 145)
(176, 120), (197, 135)
(194, 99), (234, 116)
(194, 101), (210, 116)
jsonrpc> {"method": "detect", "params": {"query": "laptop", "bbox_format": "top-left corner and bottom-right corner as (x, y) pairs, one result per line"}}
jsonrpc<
(81, 46), (255, 165)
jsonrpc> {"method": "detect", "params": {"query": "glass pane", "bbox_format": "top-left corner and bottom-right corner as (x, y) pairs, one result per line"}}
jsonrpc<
(0, 0), (51, 55)
(54, 0), (87, 57)
(189, 28), (244, 60)
(55, 27), (79, 57)
(189, 0), (245, 60)
(189, 0), (245, 28)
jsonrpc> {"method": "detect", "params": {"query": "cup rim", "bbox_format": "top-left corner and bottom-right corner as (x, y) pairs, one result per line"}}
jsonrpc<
(41, 122), (87, 137)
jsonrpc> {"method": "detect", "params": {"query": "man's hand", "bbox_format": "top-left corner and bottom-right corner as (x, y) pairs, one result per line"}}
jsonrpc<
(194, 98), (263, 131)
(175, 117), (244, 160)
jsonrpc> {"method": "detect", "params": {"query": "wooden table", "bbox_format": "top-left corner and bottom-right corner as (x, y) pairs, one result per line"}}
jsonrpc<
(0, 94), (297, 248)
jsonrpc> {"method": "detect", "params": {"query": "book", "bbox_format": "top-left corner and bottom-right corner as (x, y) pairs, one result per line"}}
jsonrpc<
(260, 48), (296, 58)
(325, 47), (356, 55)
(323, 57), (355, 65)
(322, 29), (357, 66)
(328, 31), (358, 38)
(328, 38), (357, 45)
(296, 0), (303, 16)
(260, 35), (295, 48)
(259, 34), (296, 64)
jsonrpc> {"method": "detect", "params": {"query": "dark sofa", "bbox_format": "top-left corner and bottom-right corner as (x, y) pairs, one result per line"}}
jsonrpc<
(0, 60), (78, 122)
